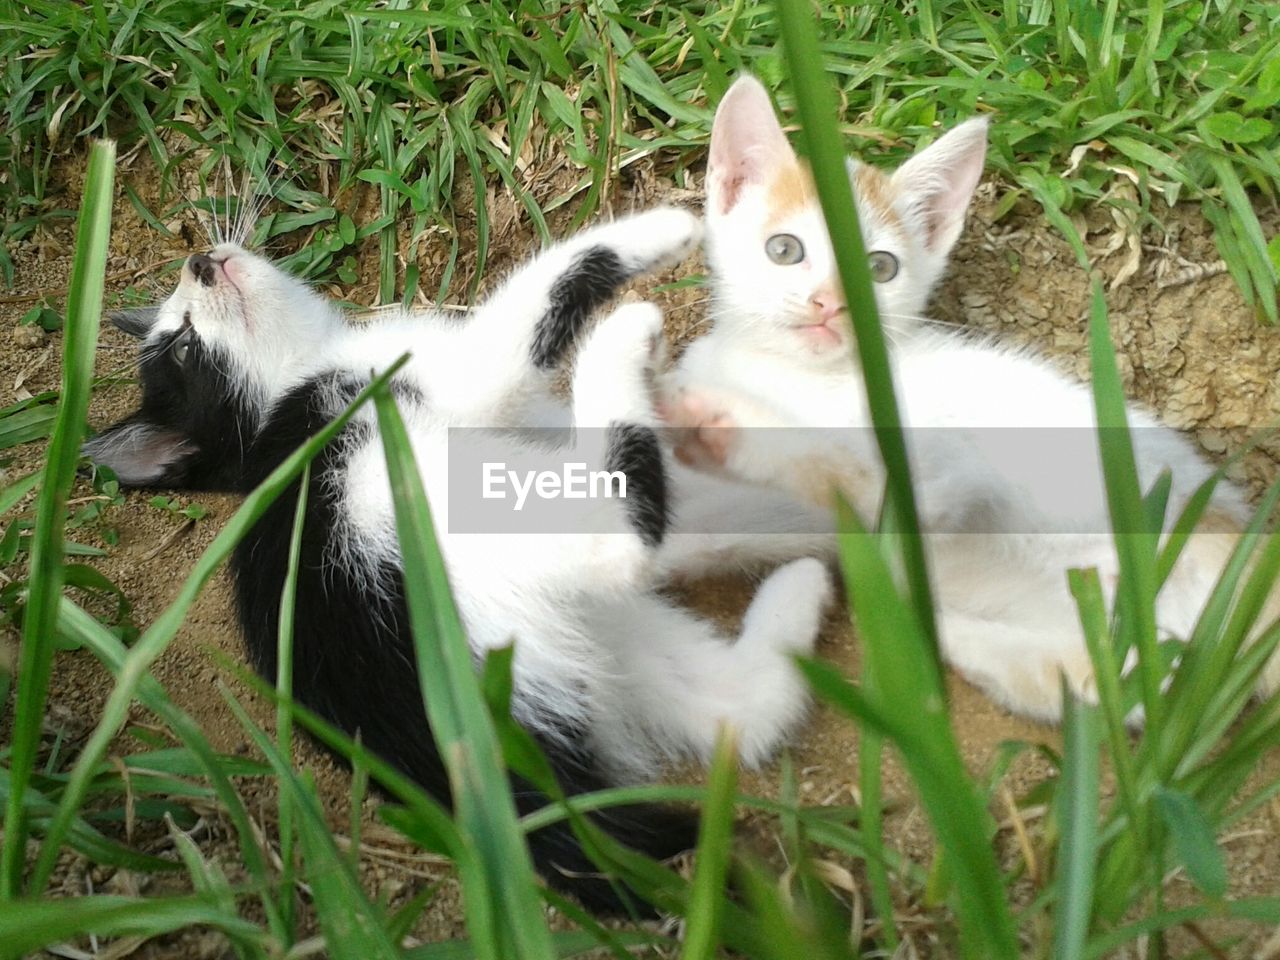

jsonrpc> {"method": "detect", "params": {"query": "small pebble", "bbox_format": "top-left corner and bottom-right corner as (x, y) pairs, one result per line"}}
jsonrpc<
(12, 324), (46, 349)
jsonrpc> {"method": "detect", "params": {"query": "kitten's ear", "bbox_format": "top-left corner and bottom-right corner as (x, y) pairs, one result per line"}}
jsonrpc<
(109, 306), (160, 340)
(83, 417), (196, 486)
(890, 116), (989, 255)
(708, 75), (797, 216)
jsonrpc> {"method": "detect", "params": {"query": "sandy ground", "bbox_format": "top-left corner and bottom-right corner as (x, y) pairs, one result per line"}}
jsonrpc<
(3, 148), (1280, 958)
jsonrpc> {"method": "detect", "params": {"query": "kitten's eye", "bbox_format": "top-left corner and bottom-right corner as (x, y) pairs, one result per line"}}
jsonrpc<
(765, 233), (805, 265)
(173, 340), (190, 366)
(869, 251), (899, 283)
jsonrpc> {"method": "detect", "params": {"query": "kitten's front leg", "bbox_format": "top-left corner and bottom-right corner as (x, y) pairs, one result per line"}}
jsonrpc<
(662, 386), (881, 518)
(449, 207), (701, 423)
(659, 388), (742, 473)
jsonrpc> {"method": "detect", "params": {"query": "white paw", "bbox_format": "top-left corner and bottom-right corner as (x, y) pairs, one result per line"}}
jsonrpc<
(585, 302), (664, 377)
(607, 300), (665, 344)
(609, 206), (702, 270)
(775, 557), (836, 610)
(760, 557), (835, 654)
(573, 303), (665, 426)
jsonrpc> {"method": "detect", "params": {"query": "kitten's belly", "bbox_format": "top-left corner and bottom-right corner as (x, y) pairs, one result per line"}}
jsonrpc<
(333, 418), (606, 706)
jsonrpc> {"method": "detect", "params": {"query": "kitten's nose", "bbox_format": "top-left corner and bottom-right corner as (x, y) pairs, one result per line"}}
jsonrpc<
(810, 291), (845, 323)
(187, 253), (218, 287)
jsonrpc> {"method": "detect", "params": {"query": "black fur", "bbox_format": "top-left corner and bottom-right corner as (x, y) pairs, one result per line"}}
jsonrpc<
(109, 306), (160, 339)
(234, 375), (694, 912)
(93, 342), (696, 913)
(188, 253), (218, 287)
(85, 327), (253, 489)
(605, 422), (669, 547)
(530, 247), (630, 369)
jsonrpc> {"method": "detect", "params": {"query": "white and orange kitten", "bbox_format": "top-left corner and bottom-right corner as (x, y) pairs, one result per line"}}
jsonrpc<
(663, 75), (1280, 720)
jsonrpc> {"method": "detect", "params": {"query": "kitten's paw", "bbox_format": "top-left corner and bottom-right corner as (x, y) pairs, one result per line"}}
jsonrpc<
(761, 558), (835, 654)
(604, 206), (702, 271)
(594, 302), (665, 376)
(573, 303), (665, 426)
(660, 388), (739, 471)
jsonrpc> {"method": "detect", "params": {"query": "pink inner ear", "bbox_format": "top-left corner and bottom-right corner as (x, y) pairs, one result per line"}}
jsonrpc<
(891, 117), (988, 254)
(708, 76), (796, 215)
(712, 165), (751, 216)
(83, 420), (195, 486)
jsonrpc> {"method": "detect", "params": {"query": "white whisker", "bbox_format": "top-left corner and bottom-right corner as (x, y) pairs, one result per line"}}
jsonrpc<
(881, 310), (965, 330)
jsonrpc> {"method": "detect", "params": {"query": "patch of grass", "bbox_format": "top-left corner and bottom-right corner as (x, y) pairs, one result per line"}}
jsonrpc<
(2, 1), (1276, 314)
(1, 136), (115, 897)
(147, 494), (209, 523)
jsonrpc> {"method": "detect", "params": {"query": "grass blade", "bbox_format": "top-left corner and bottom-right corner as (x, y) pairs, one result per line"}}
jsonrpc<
(29, 356), (410, 895)
(1086, 279), (1161, 733)
(223, 691), (403, 960)
(1153, 787), (1227, 898)
(55, 601), (287, 939)
(819, 499), (1017, 959)
(1, 138), (115, 898)
(274, 462), (310, 944)
(774, 0), (940, 658)
(1052, 678), (1101, 960)
(680, 727), (738, 960)
(0, 894), (265, 957)
(371, 385), (554, 960)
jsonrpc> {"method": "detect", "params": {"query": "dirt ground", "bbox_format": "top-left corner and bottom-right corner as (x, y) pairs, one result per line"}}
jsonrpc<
(3, 146), (1280, 958)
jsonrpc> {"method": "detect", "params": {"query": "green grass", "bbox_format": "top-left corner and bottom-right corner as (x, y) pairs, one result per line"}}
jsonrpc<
(1, 1), (1276, 312)
(3, 1), (1280, 958)
(1, 137), (114, 898)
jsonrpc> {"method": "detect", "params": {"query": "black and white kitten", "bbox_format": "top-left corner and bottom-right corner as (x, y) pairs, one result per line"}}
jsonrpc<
(87, 208), (836, 911)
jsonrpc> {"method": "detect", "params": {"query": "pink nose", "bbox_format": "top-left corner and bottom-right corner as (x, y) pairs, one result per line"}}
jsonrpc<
(810, 292), (844, 323)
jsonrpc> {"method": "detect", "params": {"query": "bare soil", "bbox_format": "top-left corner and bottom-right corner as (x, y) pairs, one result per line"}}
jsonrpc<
(3, 148), (1280, 958)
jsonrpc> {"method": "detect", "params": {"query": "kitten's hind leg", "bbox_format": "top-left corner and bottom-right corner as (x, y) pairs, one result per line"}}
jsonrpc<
(597, 558), (834, 774)
(937, 611), (1101, 723)
(452, 303), (671, 598)
(451, 207), (700, 422)
(656, 462), (836, 580)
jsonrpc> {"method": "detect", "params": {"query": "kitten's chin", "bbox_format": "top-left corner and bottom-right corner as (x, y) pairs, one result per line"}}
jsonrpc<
(793, 320), (846, 354)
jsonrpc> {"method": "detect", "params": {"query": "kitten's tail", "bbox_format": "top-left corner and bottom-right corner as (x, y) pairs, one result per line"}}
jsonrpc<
(1178, 516), (1280, 700)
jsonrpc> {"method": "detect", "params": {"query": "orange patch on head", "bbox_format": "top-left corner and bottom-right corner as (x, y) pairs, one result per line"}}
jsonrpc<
(765, 160), (817, 227)
(764, 158), (906, 240)
(853, 164), (903, 235)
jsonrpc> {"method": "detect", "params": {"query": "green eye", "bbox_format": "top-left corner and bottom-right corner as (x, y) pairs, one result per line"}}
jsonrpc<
(869, 250), (899, 283)
(765, 233), (805, 265)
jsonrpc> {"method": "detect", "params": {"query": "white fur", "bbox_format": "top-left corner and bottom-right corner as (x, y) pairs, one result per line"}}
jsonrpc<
(150, 206), (835, 776)
(665, 76), (1276, 721)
